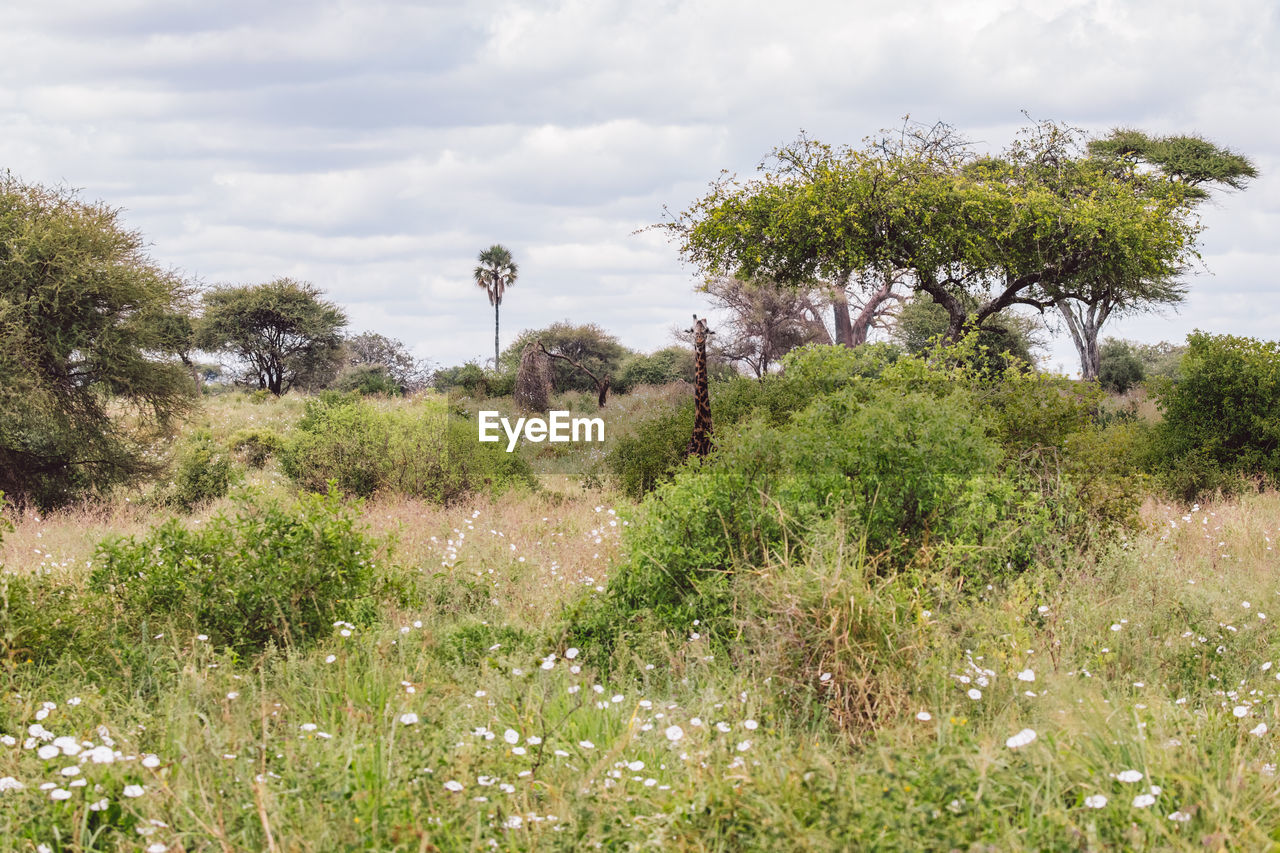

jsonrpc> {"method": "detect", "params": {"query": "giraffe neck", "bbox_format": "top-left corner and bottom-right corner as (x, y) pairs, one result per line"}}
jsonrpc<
(688, 321), (712, 457)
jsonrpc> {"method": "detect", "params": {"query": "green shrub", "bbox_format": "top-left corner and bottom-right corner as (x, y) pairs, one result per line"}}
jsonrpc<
(0, 572), (98, 668)
(604, 350), (886, 499)
(1098, 339), (1145, 393)
(605, 400), (693, 499)
(1149, 332), (1280, 500)
(582, 343), (1144, 659)
(779, 342), (902, 392)
(485, 369), (516, 398)
(281, 394), (536, 502)
(90, 487), (384, 655)
(585, 386), (1030, 651)
(228, 427), (284, 468)
(169, 431), (239, 510)
(615, 346), (696, 392)
(433, 362), (488, 395)
(334, 363), (403, 396)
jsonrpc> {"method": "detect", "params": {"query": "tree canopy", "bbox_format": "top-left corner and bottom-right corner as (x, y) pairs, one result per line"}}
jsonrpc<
(196, 278), (346, 395)
(0, 174), (197, 508)
(669, 120), (1221, 375)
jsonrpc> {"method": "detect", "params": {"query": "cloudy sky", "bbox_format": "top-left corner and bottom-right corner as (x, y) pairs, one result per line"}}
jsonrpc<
(2, 0), (1276, 375)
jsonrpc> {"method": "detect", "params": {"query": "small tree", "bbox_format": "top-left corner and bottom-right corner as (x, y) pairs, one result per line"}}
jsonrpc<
(196, 278), (346, 395)
(0, 174), (197, 508)
(1097, 339), (1145, 393)
(343, 331), (423, 389)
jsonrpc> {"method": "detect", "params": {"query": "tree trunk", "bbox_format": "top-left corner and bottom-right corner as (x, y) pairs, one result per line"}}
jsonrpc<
(831, 271), (855, 347)
(850, 276), (899, 346)
(1056, 299), (1108, 380)
(494, 300), (501, 370)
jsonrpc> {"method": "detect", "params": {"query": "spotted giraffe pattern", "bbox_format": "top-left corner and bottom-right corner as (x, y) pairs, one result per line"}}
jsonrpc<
(686, 316), (713, 458)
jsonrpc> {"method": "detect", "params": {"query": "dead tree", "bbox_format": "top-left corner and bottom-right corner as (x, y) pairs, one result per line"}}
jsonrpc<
(514, 342), (552, 411)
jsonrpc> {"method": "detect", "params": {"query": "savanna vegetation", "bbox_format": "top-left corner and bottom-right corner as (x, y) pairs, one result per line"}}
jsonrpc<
(2, 120), (1277, 851)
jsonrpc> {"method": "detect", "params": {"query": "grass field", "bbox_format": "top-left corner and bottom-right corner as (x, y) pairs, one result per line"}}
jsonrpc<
(4, 390), (1280, 851)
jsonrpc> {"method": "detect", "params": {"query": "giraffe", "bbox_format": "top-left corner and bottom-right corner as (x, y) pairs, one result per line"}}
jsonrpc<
(685, 315), (713, 458)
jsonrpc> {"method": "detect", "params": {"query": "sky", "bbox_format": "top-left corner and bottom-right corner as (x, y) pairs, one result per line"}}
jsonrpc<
(1, 0), (1276, 376)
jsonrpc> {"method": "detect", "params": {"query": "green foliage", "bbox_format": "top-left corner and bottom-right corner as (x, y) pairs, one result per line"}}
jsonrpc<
(587, 387), (1026, 650)
(605, 400), (694, 499)
(166, 430), (239, 510)
(673, 123), (1204, 349)
(779, 342), (902, 393)
(1148, 333), (1280, 499)
(433, 361), (489, 395)
(1098, 338), (1146, 393)
(614, 346), (696, 392)
(90, 487), (384, 655)
(500, 322), (628, 393)
(334, 363), (403, 396)
(1, 572), (97, 668)
(1133, 340), (1187, 382)
(228, 427), (284, 468)
(894, 296), (1039, 374)
(0, 174), (198, 509)
(196, 278), (346, 396)
(606, 345), (901, 500)
(281, 394), (536, 502)
(586, 341), (1150, 656)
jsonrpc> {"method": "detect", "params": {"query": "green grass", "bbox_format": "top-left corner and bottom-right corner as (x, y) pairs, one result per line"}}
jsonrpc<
(4, 390), (1280, 850)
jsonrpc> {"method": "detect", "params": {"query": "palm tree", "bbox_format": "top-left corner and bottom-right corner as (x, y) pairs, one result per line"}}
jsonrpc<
(473, 244), (519, 369)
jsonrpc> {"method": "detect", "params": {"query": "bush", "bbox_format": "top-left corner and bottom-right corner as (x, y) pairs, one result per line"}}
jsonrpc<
(604, 347), (892, 499)
(281, 394), (536, 502)
(90, 487), (385, 655)
(605, 401), (694, 499)
(0, 572), (98, 668)
(1098, 339), (1145, 393)
(581, 343), (1144, 660)
(615, 346), (696, 392)
(169, 431), (238, 510)
(228, 427), (284, 468)
(584, 386), (1027, 651)
(334, 363), (403, 396)
(433, 362), (488, 395)
(1148, 332), (1280, 500)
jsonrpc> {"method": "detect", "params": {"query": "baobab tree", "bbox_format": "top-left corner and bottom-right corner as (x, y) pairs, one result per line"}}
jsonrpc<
(474, 244), (519, 368)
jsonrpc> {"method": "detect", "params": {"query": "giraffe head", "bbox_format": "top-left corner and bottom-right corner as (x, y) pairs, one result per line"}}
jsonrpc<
(687, 315), (712, 346)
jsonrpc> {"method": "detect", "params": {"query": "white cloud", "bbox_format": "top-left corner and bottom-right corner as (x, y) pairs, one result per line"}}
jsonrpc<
(0, 0), (1275, 372)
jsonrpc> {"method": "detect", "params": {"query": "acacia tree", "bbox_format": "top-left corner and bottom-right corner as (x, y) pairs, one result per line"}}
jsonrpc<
(672, 134), (909, 347)
(0, 175), (197, 508)
(1050, 128), (1258, 379)
(474, 244), (518, 369)
(671, 121), (1210, 357)
(196, 278), (346, 395)
(501, 322), (628, 395)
